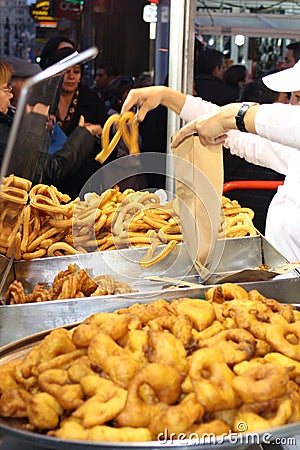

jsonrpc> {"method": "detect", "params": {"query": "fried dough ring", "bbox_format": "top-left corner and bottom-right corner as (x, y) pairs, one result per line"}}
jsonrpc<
(232, 362), (289, 404)
(198, 328), (256, 366)
(189, 348), (240, 412)
(205, 283), (249, 303)
(234, 395), (293, 432)
(265, 322), (300, 361)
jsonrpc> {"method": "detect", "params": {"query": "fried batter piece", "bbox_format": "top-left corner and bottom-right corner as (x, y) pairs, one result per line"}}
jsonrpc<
(1, 287), (300, 443)
(5, 264), (135, 304)
(116, 363), (181, 428)
(88, 332), (140, 388)
(27, 392), (63, 430)
(146, 330), (188, 374)
(169, 298), (216, 331)
(49, 418), (153, 441)
(38, 369), (84, 410)
(72, 383), (127, 427)
(0, 388), (32, 418)
(149, 393), (204, 437)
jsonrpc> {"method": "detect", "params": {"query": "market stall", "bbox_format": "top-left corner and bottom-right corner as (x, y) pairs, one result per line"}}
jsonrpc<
(0, 44), (300, 450)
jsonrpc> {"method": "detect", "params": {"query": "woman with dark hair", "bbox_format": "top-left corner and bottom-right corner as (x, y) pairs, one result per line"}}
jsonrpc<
(45, 47), (107, 137)
(39, 35), (76, 70)
(43, 47), (108, 197)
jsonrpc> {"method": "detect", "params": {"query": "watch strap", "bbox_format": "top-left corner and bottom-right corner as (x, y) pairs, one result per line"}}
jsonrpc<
(235, 103), (256, 133)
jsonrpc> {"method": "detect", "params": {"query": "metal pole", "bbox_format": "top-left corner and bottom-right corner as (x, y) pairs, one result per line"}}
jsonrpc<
(165, 0), (195, 193)
(80, 1), (95, 87)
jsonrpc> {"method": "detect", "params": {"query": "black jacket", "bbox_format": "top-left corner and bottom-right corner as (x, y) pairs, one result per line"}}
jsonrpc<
(194, 75), (237, 106)
(0, 111), (97, 190)
(62, 84), (108, 136)
(0, 112), (13, 168)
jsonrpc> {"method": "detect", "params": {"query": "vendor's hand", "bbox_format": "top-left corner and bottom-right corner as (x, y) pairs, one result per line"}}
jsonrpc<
(121, 86), (166, 121)
(171, 111), (229, 148)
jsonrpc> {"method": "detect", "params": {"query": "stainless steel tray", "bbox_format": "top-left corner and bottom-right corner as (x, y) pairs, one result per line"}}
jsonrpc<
(0, 309), (299, 450)
(7, 234), (295, 294)
(1, 276), (300, 347)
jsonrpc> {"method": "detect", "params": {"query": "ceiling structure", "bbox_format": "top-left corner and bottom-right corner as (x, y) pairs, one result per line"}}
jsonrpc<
(195, 0), (300, 37)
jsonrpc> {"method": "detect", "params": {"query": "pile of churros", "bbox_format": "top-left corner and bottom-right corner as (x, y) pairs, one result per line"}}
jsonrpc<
(219, 196), (257, 238)
(0, 174), (181, 266)
(0, 174), (257, 264)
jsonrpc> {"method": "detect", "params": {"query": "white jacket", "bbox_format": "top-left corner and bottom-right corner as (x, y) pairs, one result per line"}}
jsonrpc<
(180, 95), (300, 261)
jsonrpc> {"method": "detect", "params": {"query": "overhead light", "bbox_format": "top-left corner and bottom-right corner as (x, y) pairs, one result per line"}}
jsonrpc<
(235, 34), (245, 47)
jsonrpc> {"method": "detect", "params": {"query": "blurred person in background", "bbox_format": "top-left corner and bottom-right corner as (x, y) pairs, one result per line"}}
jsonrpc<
(45, 48), (107, 137)
(137, 71), (154, 87)
(283, 41), (300, 69)
(93, 61), (119, 106)
(4, 55), (67, 156)
(223, 64), (251, 101)
(194, 47), (238, 106)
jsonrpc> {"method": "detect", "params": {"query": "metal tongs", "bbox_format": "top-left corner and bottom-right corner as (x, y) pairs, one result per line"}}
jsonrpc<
(145, 275), (204, 288)
(209, 261), (300, 284)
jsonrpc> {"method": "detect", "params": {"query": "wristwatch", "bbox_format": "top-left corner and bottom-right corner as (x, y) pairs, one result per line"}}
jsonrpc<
(235, 103), (256, 133)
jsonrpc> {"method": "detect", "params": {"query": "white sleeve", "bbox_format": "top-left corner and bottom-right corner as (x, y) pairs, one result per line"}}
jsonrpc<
(255, 103), (300, 150)
(179, 96), (297, 176)
(225, 129), (297, 176)
(179, 94), (219, 123)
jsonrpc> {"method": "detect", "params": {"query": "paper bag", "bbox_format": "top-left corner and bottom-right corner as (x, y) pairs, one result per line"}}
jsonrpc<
(172, 134), (224, 279)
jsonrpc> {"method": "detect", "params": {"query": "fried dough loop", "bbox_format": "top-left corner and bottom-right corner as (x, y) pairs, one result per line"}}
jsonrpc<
(95, 111), (140, 164)
(1, 286), (300, 442)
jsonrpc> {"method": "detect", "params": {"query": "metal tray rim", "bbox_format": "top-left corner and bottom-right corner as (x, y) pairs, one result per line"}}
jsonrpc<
(0, 314), (299, 450)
